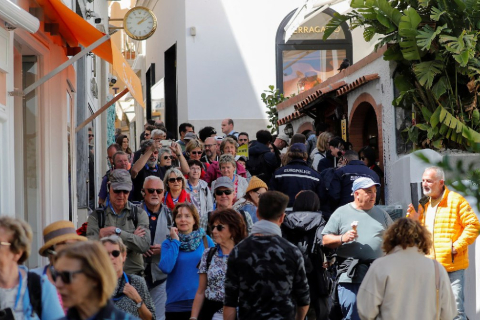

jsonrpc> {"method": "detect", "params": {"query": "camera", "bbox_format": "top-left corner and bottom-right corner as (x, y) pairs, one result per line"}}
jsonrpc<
(108, 74), (117, 87)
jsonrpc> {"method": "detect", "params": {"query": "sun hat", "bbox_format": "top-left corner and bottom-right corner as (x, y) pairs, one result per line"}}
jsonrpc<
(246, 176), (268, 194)
(39, 220), (87, 256)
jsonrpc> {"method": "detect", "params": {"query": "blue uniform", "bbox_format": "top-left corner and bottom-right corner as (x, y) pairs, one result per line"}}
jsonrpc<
(270, 159), (322, 207)
(328, 160), (380, 209)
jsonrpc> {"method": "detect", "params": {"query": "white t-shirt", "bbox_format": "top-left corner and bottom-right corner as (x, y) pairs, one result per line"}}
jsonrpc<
(424, 203), (438, 236)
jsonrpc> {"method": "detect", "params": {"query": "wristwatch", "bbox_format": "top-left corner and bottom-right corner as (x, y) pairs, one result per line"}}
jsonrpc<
(115, 228), (122, 235)
(136, 300), (143, 309)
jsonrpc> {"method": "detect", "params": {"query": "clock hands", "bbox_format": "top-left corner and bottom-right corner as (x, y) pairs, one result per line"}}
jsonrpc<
(137, 17), (148, 25)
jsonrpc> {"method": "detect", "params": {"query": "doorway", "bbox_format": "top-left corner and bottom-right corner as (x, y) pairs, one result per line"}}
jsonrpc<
(164, 44), (177, 139)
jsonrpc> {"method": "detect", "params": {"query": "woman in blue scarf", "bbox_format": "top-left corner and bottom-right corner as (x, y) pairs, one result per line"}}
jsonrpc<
(159, 203), (214, 320)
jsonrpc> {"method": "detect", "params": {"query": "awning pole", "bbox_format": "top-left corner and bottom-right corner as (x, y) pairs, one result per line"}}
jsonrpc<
(22, 34), (111, 96)
(75, 88), (128, 133)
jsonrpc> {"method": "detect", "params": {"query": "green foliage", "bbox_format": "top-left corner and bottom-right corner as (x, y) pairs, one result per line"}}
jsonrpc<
(322, 0), (480, 150)
(261, 86), (290, 134)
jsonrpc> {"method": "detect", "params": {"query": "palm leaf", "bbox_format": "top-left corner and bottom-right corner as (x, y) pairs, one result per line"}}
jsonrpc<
(323, 13), (350, 40)
(416, 24), (448, 51)
(414, 60), (445, 88)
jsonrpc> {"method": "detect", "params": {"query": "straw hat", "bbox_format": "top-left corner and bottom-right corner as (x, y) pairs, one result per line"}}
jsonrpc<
(39, 220), (87, 257)
(246, 176), (268, 194)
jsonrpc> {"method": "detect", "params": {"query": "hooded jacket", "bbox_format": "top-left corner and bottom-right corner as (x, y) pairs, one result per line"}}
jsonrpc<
(411, 186), (480, 271)
(246, 142), (278, 183)
(317, 150), (338, 173)
(282, 211), (331, 296)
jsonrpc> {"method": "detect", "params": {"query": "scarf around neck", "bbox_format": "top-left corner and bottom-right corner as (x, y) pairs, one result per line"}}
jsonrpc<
(164, 189), (190, 210)
(251, 220), (282, 236)
(167, 228), (206, 251)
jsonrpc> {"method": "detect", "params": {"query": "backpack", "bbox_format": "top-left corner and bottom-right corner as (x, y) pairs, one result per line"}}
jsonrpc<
(206, 210), (248, 237)
(95, 204), (139, 229)
(246, 152), (272, 183)
(27, 271), (42, 317)
(282, 220), (330, 296)
(318, 167), (336, 216)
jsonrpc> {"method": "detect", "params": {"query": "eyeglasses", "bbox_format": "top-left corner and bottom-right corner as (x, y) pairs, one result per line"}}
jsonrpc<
(146, 188), (163, 194)
(215, 189), (233, 196)
(163, 156), (174, 160)
(168, 177), (183, 183)
(212, 224), (225, 231)
(205, 144), (215, 148)
(0, 241), (11, 246)
(51, 269), (84, 284)
(153, 151), (159, 155)
(190, 151), (203, 155)
(113, 190), (129, 194)
(108, 250), (121, 258)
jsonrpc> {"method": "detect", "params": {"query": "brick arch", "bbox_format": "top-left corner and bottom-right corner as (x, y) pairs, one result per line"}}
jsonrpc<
(349, 92), (383, 170)
(297, 121), (314, 134)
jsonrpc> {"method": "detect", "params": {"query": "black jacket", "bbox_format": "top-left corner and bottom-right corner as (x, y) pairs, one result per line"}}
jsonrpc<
(317, 150), (338, 173)
(247, 142), (278, 182)
(270, 159), (322, 207)
(328, 160), (380, 209)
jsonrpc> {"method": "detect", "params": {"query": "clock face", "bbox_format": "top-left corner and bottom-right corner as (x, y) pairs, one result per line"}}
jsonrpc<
(123, 7), (157, 41)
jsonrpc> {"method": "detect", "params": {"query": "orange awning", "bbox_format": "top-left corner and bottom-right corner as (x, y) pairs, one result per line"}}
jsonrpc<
(36, 0), (145, 108)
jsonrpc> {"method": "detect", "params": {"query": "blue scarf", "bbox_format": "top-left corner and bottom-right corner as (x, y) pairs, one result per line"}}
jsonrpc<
(167, 228), (206, 252)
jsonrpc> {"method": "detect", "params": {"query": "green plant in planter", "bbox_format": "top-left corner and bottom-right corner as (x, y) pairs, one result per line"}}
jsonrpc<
(323, 0), (480, 149)
(261, 85), (291, 134)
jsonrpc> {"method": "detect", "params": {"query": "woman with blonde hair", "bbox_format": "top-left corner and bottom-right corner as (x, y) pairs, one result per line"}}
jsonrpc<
(357, 218), (457, 320)
(54, 241), (133, 319)
(163, 167), (191, 211)
(0, 216), (63, 320)
(159, 203), (214, 320)
(311, 132), (334, 170)
(101, 235), (155, 320)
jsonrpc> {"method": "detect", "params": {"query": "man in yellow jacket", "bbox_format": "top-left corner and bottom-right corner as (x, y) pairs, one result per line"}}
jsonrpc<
(408, 166), (480, 320)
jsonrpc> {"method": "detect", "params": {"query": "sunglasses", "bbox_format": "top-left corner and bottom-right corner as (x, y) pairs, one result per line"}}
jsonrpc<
(215, 189), (233, 196)
(113, 190), (129, 194)
(52, 269), (84, 284)
(146, 188), (163, 194)
(163, 156), (174, 160)
(168, 177), (183, 183)
(109, 250), (121, 258)
(88, 134), (94, 138)
(212, 224), (226, 231)
(190, 151), (203, 155)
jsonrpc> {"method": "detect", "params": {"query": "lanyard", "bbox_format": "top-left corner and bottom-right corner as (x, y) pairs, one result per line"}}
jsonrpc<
(145, 163), (158, 172)
(163, 191), (180, 204)
(231, 174), (236, 183)
(14, 270), (22, 309)
(113, 272), (129, 301)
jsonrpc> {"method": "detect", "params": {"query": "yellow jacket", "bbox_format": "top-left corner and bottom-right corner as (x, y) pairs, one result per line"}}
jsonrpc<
(413, 187), (480, 272)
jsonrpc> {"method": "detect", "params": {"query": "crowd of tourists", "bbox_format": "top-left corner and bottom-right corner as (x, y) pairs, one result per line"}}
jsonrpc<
(0, 118), (478, 320)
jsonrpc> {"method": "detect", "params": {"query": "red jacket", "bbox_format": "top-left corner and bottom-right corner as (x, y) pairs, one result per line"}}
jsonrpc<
(204, 161), (247, 186)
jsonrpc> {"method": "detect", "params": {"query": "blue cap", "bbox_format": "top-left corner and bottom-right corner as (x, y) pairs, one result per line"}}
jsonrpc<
(289, 143), (307, 153)
(351, 177), (380, 195)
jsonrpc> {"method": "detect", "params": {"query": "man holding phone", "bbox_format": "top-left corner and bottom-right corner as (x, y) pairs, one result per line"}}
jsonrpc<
(316, 136), (346, 173)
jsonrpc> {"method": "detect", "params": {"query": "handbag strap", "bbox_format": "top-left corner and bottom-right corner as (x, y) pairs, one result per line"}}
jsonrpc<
(433, 259), (440, 320)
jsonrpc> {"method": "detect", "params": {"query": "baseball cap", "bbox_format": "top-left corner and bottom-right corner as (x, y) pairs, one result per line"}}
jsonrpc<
(277, 134), (290, 145)
(214, 176), (234, 190)
(109, 169), (132, 191)
(351, 177), (380, 195)
(184, 132), (197, 141)
(235, 155), (247, 162)
(215, 136), (223, 141)
(289, 143), (307, 153)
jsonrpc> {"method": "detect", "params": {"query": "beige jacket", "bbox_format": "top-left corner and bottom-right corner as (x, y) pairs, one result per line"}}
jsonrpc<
(357, 246), (457, 320)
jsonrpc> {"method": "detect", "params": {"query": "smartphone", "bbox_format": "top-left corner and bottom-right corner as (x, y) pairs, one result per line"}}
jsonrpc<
(161, 140), (172, 147)
(0, 308), (15, 320)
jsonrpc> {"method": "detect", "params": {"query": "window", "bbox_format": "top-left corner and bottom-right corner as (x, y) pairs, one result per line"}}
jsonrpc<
(276, 9), (353, 97)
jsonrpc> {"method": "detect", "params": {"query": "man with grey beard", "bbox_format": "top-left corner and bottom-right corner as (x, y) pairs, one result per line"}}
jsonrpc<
(131, 140), (163, 201)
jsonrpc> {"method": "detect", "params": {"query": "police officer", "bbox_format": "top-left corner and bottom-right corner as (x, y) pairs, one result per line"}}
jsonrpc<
(270, 143), (322, 208)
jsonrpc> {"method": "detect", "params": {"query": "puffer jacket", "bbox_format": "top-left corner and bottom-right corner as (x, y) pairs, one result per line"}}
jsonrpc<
(415, 187), (480, 272)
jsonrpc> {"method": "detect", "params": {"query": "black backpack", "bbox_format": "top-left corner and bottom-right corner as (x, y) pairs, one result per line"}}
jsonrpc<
(246, 152), (273, 183)
(282, 221), (330, 296)
(318, 167), (336, 216)
(27, 271), (42, 317)
(95, 204), (139, 229)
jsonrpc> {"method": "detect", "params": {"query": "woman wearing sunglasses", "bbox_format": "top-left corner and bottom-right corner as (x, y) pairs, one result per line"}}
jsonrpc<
(159, 203), (214, 320)
(54, 241), (131, 320)
(163, 168), (191, 211)
(100, 235), (155, 320)
(0, 216), (63, 320)
(191, 209), (247, 320)
(212, 154), (248, 200)
(185, 140), (209, 180)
